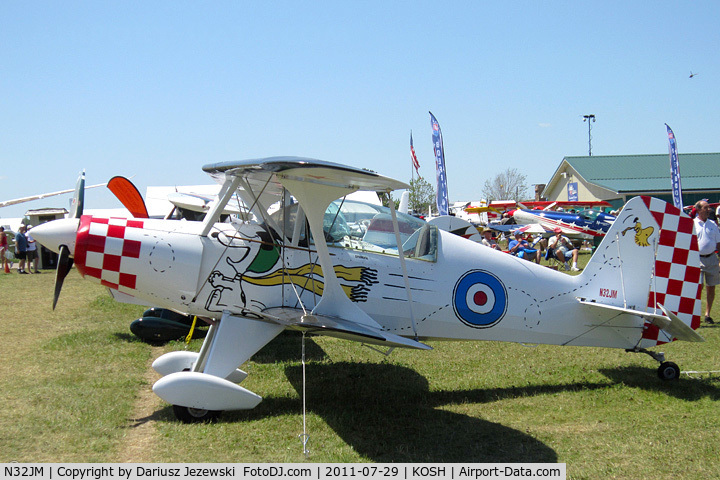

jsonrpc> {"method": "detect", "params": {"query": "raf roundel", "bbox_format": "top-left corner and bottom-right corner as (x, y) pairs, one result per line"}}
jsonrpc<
(453, 270), (508, 328)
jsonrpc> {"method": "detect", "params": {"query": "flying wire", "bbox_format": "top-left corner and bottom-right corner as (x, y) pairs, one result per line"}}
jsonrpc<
(299, 332), (310, 457)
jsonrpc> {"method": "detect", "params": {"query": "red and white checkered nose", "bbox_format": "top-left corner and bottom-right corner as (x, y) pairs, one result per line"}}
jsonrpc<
(29, 218), (79, 256)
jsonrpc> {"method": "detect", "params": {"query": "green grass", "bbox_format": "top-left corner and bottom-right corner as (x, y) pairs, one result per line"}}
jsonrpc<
(0, 272), (149, 462)
(1, 266), (720, 479)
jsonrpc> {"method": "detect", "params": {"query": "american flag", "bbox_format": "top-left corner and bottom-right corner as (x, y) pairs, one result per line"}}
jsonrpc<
(410, 131), (420, 175)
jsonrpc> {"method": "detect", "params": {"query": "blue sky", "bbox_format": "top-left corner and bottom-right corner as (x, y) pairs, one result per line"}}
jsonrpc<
(1, 1), (718, 218)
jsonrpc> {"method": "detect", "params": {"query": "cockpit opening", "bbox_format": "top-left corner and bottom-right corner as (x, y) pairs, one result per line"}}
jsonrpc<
(270, 198), (438, 262)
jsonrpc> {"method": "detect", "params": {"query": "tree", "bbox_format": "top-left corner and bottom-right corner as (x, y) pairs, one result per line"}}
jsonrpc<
(481, 168), (529, 202)
(408, 176), (436, 215)
(387, 176), (436, 214)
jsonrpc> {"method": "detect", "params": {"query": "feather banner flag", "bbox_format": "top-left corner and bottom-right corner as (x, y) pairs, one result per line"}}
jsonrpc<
(429, 111), (449, 216)
(666, 124), (683, 209)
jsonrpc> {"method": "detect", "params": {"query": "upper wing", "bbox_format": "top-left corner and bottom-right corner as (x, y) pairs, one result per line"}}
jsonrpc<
(203, 157), (408, 195)
(201, 157), (407, 232)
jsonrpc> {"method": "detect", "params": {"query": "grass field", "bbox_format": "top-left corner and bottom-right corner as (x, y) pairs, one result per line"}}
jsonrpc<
(1, 257), (720, 478)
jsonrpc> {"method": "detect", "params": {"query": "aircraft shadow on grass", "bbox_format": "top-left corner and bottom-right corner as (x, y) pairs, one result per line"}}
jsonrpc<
(143, 358), (719, 462)
(147, 332), (720, 461)
(143, 331), (719, 461)
(149, 333), (603, 462)
(216, 360), (564, 463)
(599, 366), (720, 401)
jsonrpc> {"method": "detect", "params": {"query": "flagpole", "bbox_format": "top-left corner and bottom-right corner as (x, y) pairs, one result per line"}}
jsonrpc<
(410, 130), (414, 187)
(410, 130), (418, 213)
(409, 129), (423, 214)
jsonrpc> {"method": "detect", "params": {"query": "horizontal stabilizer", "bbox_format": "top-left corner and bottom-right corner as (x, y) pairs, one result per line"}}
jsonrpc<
(655, 304), (705, 343)
(578, 300), (704, 343)
(262, 307), (432, 350)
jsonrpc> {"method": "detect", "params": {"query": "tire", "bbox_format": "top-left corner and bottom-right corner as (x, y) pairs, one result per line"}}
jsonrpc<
(172, 405), (221, 423)
(657, 361), (680, 381)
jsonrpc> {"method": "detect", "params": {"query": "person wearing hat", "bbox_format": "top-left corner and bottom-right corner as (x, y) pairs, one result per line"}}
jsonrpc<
(548, 227), (579, 271)
(508, 231), (540, 263)
(480, 227), (499, 250)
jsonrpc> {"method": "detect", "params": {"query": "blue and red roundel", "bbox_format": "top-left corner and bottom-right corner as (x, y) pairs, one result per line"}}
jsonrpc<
(453, 270), (507, 328)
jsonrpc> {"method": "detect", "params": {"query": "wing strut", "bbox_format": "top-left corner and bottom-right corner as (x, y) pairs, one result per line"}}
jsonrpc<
(200, 175), (242, 237)
(236, 176), (284, 241)
(278, 176), (381, 329)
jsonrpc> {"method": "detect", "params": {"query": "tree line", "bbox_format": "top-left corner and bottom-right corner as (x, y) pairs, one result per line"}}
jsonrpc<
(398, 168), (530, 215)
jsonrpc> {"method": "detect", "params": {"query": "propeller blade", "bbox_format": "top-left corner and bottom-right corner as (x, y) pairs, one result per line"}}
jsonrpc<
(52, 170), (85, 309)
(53, 245), (74, 310)
(107, 176), (149, 218)
(70, 171), (85, 218)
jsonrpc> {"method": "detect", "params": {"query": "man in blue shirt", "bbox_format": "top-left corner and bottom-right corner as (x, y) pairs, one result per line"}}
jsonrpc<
(508, 231), (540, 263)
(14, 225), (28, 274)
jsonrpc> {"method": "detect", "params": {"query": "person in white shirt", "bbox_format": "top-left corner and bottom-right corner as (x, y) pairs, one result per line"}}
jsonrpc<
(548, 228), (580, 271)
(25, 226), (39, 274)
(693, 200), (720, 324)
(480, 228), (500, 250)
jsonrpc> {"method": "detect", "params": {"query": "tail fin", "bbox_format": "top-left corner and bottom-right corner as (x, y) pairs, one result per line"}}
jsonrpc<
(580, 196), (702, 346)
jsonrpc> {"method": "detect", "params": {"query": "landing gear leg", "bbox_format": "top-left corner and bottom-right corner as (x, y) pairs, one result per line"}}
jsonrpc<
(625, 348), (680, 381)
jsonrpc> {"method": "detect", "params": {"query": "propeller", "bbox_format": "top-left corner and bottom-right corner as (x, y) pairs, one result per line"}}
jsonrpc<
(53, 245), (74, 309)
(52, 171), (85, 309)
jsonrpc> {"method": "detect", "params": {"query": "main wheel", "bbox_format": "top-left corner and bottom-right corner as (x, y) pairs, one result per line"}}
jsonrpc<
(172, 405), (221, 423)
(657, 361), (680, 381)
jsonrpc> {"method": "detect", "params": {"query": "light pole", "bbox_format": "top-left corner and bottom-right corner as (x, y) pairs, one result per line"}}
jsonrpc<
(583, 114), (596, 156)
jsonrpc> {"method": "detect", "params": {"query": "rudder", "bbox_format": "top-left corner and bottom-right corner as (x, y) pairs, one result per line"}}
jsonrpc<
(581, 196), (702, 347)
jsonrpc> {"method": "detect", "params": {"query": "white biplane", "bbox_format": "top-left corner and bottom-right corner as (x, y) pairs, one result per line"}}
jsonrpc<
(32, 157), (705, 423)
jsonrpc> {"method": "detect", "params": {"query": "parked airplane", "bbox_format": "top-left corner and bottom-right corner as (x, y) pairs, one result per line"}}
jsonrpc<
(466, 200), (612, 232)
(507, 207), (616, 239)
(32, 158), (703, 423)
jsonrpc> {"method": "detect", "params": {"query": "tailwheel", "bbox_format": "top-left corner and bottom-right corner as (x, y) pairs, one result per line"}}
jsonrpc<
(172, 405), (221, 423)
(657, 361), (681, 381)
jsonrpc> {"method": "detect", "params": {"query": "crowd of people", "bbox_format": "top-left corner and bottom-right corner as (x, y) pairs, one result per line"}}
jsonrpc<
(480, 226), (581, 272)
(0, 224), (40, 274)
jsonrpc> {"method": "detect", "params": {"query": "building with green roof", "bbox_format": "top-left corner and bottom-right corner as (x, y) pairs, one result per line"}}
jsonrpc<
(542, 153), (720, 210)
